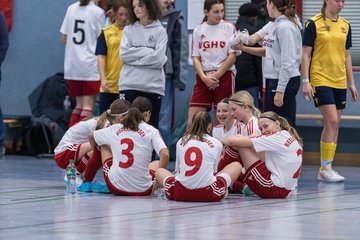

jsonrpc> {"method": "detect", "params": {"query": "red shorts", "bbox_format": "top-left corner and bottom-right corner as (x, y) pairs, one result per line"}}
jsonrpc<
(217, 146), (244, 193)
(68, 80), (100, 97)
(217, 146), (243, 172)
(164, 176), (227, 202)
(102, 158), (155, 196)
(244, 160), (290, 198)
(189, 71), (234, 110)
(54, 144), (82, 169)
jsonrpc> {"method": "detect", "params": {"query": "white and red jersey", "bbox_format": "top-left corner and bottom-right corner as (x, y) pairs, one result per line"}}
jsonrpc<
(212, 120), (240, 141)
(192, 20), (236, 72)
(251, 130), (303, 190)
(54, 118), (101, 154)
(223, 116), (261, 162)
(238, 116), (261, 136)
(175, 134), (223, 189)
(93, 122), (167, 192)
(60, 1), (105, 81)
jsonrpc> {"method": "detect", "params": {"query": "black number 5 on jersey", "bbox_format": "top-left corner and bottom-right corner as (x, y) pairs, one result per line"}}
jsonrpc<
(73, 19), (85, 45)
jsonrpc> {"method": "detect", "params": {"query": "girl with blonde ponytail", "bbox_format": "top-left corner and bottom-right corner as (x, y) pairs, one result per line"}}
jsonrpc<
(216, 90), (261, 193)
(222, 111), (303, 198)
(155, 111), (241, 202)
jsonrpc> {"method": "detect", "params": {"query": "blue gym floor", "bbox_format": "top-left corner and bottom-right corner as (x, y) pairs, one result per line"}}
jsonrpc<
(1, 155), (359, 239)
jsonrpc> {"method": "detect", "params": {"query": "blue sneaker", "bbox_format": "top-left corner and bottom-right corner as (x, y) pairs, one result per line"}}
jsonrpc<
(242, 184), (254, 196)
(92, 181), (110, 193)
(77, 182), (93, 192)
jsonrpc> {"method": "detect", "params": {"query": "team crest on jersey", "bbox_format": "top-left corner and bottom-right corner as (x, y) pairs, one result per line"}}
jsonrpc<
(148, 35), (155, 44)
(341, 27), (347, 34)
(199, 41), (226, 51)
(266, 39), (274, 48)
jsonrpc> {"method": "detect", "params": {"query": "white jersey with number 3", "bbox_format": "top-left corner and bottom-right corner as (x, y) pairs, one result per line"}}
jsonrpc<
(175, 134), (223, 189)
(251, 130), (303, 190)
(60, 2), (105, 80)
(94, 122), (166, 192)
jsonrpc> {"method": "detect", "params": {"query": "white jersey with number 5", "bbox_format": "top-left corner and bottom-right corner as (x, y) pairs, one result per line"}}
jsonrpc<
(94, 122), (166, 192)
(175, 134), (223, 189)
(251, 130), (303, 190)
(60, 1), (105, 81)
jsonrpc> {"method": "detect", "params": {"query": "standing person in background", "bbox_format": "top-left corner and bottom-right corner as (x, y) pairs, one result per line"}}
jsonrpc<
(96, 0), (128, 114)
(187, 0), (237, 128)
(232, 0), (302, 127)
(251, 0), (272, 30)
(158, 0), (188, 148)
(60, 0), (105, 127)
(302, 0), (358, 182)
(234, 3), (262, 108)
(119, 0), (167, 129)
(0, 12), (9, 157)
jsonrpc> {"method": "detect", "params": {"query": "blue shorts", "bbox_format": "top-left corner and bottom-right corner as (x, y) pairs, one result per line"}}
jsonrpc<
(313, 86), (347, 109)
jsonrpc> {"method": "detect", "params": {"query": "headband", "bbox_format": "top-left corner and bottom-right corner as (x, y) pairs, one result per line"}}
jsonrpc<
(107, 110), (128, 117)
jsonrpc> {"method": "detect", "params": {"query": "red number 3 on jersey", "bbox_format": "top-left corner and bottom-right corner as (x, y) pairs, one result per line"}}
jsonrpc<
(184, 147), (203, 176)
(119, 138), (134, 168)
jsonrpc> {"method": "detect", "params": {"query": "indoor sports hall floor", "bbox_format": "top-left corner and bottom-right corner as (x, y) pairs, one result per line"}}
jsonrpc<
(1, 155), (360, 239)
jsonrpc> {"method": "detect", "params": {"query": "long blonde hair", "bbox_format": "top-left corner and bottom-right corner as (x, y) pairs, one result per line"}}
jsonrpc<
(229, 90), (261, 118)
(260, 111), (303, 147)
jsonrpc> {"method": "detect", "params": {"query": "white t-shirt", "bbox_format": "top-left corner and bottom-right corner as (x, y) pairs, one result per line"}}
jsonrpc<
(54, 118), (99, 154)
(223, 116), (260, 161)
(256, 21), (274, 89)
(94, 122), (167, 192)
(212, 120), (240, 141)
(60, 2), (105, 81)
(192, 20), (236, 72)
(251, 130), (302, 190)
(238, 116), (261, 136)
(175, 134), (223, 189)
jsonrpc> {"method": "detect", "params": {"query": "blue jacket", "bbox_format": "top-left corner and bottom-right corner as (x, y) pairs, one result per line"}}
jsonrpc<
(160, 7), (188, 90)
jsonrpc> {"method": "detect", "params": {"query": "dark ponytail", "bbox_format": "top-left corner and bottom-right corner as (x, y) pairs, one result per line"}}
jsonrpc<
(79, 0), (91, 6)
(202, 0), (224, 22)
(96, 99), (131, 130)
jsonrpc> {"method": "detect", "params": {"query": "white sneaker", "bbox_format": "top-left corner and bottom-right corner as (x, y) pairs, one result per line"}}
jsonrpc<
(318, 169), (345, 182)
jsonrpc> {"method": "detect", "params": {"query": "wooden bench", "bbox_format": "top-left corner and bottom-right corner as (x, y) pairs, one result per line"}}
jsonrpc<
(296, 114), (360, 166)
(296, 114), (360, 121)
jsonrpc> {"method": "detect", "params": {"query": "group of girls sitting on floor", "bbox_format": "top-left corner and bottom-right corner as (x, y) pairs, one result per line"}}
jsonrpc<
(54, 91), (303, 200)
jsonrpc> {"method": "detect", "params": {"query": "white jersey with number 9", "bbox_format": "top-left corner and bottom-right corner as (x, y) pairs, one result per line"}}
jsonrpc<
(175, 134), (223, 189)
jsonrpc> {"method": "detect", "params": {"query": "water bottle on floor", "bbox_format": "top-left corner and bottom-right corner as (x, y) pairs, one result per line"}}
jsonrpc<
(66, 160), (77, 194)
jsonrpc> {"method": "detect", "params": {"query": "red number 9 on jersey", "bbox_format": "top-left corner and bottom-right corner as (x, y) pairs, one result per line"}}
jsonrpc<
(119, 138), (134, 168)
(184, 147), (203, 176)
